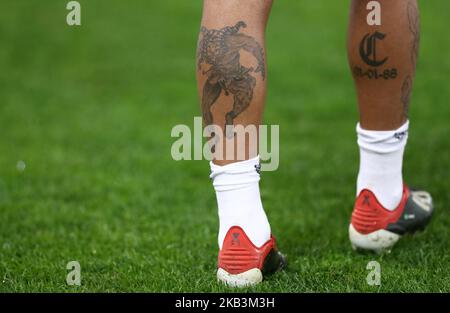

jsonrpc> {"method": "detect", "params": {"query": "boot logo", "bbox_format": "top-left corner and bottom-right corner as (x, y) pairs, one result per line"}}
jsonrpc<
(231, 233), (240, 246)
(362, 195), (371, 206)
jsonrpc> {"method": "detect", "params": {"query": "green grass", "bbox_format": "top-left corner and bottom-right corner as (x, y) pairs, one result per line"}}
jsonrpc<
(0, 0), (449, 292)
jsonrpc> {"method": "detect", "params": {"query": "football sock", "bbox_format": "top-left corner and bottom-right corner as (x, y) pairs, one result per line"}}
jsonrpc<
(356, 121), (409, 211)
(210, 156), (271, 249)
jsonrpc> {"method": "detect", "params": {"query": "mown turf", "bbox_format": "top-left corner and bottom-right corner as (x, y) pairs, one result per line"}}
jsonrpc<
(0, 0), (449, 292)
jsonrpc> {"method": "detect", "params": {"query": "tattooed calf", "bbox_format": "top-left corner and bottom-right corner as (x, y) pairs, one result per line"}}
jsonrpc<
(197, 21), (265, 138)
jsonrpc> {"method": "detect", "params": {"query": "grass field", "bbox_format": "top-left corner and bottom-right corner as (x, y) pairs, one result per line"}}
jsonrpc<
(0, 0), (449, 292)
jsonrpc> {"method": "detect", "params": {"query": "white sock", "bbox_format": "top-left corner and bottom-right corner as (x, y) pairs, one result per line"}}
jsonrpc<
(356, 121), (409, 210)
(210, 156), (271, 249)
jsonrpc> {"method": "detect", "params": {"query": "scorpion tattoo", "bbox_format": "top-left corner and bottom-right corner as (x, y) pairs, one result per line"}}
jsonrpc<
(197, 21), (265, 138)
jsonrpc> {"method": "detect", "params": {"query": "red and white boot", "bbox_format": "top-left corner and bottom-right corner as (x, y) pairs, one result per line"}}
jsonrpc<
(349, 185), (434, 253)
(217, 226), (286, 287)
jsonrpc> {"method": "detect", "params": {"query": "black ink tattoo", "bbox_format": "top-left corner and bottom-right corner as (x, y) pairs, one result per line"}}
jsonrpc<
(407, 1), (420, 69)
(353, 67), (397, 80)
(401, 75), (413, 120)
(356, 31), (398, 80)
(197, 21), (265, 137)
(400, 1), (419, 121)
(359, 31), (389, 67)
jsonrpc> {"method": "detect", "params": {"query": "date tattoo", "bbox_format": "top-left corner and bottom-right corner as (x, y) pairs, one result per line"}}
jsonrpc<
(197, 21), (265, 138)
